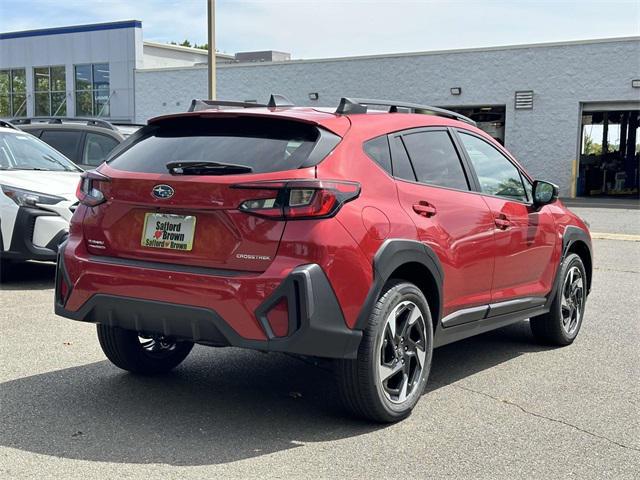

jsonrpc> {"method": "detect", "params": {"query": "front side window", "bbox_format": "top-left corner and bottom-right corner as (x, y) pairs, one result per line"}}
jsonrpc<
(34, 66), (67, 116)
(75, 63), (110, 117)
(402, 130), (469, 190)
(459, 132), (527, 201)
(522, 176), (533, 202)
(0, 68), (27, 117)
(0, 132), (79, 171)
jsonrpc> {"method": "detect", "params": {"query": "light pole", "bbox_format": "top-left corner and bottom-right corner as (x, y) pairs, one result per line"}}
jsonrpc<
(207, 0), (216, 100)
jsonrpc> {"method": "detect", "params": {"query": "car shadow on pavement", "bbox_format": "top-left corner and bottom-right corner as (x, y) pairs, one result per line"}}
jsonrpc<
(426, 320), (547, 393)
(0, 261), (55, 290)
(0, 322), (548, 466)
(0, 348), (377, 466)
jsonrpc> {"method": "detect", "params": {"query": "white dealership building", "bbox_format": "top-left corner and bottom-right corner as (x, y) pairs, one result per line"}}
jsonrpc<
(1, 20), (639, 197)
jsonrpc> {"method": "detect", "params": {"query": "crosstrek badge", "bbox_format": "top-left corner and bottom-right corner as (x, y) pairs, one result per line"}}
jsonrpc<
(141, 213), (196, 251)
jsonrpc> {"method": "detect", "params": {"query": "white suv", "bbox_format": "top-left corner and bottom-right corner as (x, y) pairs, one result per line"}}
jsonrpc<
(0, 123), (81, 281)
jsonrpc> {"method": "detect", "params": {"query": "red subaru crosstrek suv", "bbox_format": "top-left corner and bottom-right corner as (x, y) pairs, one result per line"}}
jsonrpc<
(55, 96), (592, 422)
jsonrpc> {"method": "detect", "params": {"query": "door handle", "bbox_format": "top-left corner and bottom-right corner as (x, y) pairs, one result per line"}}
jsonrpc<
(413, 201), (437, 217)
(494, 213), (511, 229)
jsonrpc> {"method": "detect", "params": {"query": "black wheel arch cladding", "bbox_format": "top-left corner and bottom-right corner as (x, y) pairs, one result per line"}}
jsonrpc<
(562, 226), (592, 294)
(354, 239), (444, 331)
(544, 225), (592, 311)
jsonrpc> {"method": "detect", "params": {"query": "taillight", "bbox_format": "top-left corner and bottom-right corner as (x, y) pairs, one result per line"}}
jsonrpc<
(233, 180), (360, 220)
(76, 171), (110, 207)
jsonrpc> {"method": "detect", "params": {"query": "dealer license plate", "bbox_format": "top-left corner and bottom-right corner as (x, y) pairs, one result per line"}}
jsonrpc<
(141, 213), (196, 251)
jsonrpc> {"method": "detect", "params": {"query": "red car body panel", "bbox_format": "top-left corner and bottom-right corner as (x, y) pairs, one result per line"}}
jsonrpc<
(481, 195), (559, 302)
(394, 180), (496, 316)
(82, 163), (320, 272)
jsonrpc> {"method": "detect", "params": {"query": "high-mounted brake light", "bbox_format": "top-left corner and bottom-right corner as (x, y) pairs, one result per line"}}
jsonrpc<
(233, 180), (360, 220)
(76, 171), (110, 207)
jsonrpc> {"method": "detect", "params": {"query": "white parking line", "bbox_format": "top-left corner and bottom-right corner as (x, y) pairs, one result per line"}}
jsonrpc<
(591, 232), (640, 242)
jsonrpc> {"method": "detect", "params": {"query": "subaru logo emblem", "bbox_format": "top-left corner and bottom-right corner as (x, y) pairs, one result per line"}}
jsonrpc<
(152, 184), (174, 199)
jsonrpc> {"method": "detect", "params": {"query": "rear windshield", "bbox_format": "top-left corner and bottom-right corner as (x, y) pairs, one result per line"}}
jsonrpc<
(108, 117), (321, 174)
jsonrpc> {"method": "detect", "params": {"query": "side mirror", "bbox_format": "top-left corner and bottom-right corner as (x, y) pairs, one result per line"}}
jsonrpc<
(532, 180), (559, 206)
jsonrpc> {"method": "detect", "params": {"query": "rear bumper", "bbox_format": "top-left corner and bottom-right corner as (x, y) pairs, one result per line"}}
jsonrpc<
(55, 243), (362, 359)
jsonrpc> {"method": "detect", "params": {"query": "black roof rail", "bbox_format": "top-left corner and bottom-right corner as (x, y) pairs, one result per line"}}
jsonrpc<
(110, 121), (146, 127)
(335, 98), (477, 126)
(9, 117), (117, 130)
(335, 98), (368, 114)
(188, 99), (267, 112)
(0, 119), (18, 130)
(267, 94), (294, 108)
(188, 94), (295, 112)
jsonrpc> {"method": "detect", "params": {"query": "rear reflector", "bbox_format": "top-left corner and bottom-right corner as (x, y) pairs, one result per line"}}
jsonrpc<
(56, 273), (69, 305)
(266, 297), (289, 337)
(55, 252), (71, 307)
(233, 179), (360, 220)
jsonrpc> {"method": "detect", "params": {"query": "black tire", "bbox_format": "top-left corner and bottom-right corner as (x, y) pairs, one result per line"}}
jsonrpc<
(97, 324), (194, 375)
(0, 231), (10, 283)
(530, 253), (587, 346)
(336, 280), (433, 423)
(0, 257), (10, 283)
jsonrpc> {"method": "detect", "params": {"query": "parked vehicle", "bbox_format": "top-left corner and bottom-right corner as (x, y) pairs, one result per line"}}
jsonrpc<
(54, 96), (592, 422)
(0, 121), (82, 281)
(12, 118), (142, 170)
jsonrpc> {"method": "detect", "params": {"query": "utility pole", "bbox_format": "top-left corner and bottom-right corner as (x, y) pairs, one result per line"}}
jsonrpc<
(207, 0), (216, 99)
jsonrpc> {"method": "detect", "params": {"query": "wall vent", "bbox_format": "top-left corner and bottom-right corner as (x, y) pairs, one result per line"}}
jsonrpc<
(515, 90), (534, 109)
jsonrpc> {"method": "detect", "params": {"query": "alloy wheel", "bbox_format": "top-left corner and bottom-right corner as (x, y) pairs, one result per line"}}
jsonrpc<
(138, 335), (178, 358)
(377, 300), (428, 404)
(561, 265), (585, 336)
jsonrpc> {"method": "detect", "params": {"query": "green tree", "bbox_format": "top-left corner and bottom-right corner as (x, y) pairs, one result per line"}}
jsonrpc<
(583, 132), (602, 155)
(168, 41), (219, 52)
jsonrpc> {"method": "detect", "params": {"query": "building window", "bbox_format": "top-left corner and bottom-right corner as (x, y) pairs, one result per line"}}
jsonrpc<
(34, 66), (67, 117)
(0, 68), (27, 117)
(75, 63), (110, 117)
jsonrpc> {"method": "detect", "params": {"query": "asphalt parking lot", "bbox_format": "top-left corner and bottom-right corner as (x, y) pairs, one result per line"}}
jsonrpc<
(1, 206), (639, 479)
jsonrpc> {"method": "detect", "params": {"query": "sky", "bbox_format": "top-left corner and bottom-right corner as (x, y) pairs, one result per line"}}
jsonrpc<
(1, 0), (639, 59)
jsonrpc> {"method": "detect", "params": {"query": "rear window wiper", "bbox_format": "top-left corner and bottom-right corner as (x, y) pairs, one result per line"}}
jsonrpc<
(166, 161), (253, 175)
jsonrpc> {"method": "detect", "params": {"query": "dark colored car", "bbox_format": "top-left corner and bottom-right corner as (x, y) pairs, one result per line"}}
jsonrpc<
(12, 117), (142, 170)
(54, 96), (592, 422)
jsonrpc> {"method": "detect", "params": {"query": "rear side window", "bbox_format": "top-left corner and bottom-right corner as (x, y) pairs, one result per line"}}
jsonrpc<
(402, 130), (469, 191)
(40, 130), (82, 162)
(390, 137), (417, 181)
(363, 135), (392, 174)
(108, 117), (328, 174)
(83, 132), (119, 166)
